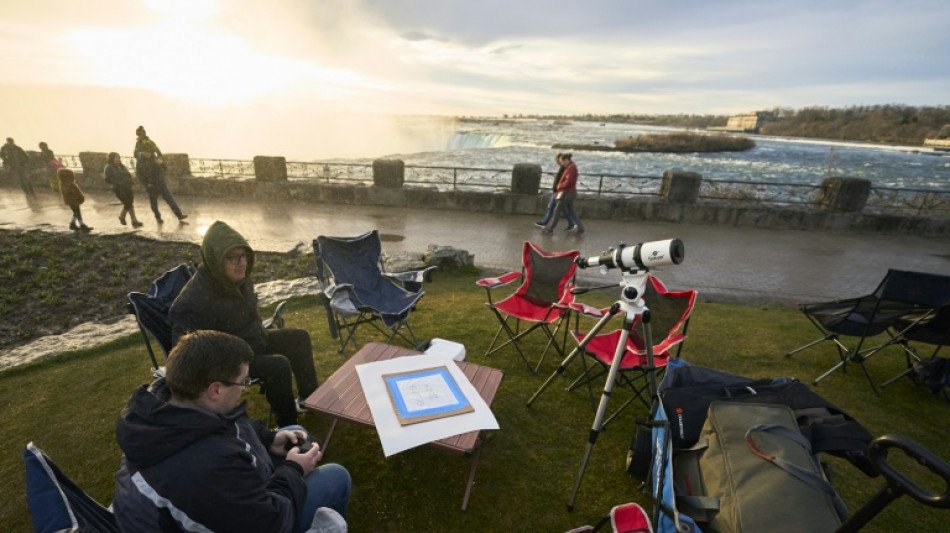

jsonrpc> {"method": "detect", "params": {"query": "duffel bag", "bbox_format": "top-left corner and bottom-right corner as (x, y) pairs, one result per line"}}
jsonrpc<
(673, 401), (847, 533)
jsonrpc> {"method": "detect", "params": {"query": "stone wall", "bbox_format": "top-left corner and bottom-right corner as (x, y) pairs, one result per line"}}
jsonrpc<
(33, 154), (950, 238)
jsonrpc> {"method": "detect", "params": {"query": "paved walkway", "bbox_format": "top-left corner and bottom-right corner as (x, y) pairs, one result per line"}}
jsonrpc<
(3, 185), (949, 307)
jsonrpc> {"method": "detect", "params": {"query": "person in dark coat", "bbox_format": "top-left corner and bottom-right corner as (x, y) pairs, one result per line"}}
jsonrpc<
(133, 126), (186, 224)
(57, 168), (92, 231)
(104, 152), (143, 227)
(169, 220), (319, 426)
(113, 330), (350, 532)
(1, 137), (33, 195)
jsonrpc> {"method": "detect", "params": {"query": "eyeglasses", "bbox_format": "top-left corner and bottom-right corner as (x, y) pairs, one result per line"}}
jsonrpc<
(220, 376), (259, 390)
(224, 252), (248, 265)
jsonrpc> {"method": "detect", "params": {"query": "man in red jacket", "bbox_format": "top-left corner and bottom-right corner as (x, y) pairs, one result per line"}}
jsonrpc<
(543, 153), (585, 234)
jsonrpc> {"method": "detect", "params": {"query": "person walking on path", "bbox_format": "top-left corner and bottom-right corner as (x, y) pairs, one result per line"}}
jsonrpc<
(38, 142), (62, 190)
(543, 153), (584, 234)
(113, 330), (351, 533)
(133, 126), (187, 224)
(57, 167), (92, 231)
(104, 152), (143, 227)
(1, 137), (34, 195)
(170, 220), (320, 427)
(535, 153), (576, 230)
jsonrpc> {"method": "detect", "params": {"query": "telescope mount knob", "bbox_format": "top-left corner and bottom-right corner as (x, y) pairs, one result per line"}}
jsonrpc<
(623, 286), (639, 300)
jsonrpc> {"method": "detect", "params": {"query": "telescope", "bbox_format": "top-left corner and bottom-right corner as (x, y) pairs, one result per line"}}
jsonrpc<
(577, 238), (684, 272)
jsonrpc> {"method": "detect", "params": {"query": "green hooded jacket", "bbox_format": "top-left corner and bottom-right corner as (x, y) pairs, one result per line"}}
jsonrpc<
(169, 221), (266, 353)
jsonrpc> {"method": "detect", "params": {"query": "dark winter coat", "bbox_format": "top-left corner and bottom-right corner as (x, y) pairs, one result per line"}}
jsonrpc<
(105, 162), (135, 206)
(113, 379), (306, 532)
(169, 221), (267, 354)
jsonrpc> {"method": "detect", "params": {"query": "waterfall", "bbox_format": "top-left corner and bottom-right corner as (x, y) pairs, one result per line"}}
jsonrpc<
(447, 132), (513, 149)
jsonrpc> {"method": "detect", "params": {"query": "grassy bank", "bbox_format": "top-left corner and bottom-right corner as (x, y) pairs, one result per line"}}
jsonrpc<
(2, 268), (949, 531)
(0, 229), (314, 351)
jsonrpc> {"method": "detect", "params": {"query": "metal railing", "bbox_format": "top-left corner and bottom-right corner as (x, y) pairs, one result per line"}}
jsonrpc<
(60, 156), (950, 216)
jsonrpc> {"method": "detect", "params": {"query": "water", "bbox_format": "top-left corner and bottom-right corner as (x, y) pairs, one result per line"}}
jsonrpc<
(368, 118), (950, 190)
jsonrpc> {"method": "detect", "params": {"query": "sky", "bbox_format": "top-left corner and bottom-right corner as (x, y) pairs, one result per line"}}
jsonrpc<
(1, 0), (948, 159)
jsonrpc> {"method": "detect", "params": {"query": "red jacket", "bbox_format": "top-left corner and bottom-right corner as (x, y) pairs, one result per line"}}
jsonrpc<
(556, 161), (577, 193)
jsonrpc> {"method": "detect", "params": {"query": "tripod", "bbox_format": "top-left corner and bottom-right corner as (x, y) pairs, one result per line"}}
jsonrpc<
(526, 268), (660, 510)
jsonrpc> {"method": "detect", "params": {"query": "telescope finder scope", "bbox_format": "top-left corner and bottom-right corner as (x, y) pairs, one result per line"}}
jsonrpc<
(577, 238), (684, 271)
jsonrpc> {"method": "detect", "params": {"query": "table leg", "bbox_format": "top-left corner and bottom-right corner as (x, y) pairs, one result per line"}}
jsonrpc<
(461, 435), (484, 511)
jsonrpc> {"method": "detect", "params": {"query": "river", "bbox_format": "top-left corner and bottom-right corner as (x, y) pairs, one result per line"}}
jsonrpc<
(353, 117), (950, 190)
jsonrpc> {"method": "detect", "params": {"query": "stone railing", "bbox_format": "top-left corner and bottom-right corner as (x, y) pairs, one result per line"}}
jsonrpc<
(23, 151), (950, 237)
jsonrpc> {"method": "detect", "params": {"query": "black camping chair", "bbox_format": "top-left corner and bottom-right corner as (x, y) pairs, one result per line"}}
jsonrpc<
(313, 230), (435, 354)
(786, 269), (950, 394)
(126, 264), (288, 423)
(24, 442), (119, 533)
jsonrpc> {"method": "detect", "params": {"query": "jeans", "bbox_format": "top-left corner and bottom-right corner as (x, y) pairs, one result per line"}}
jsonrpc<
(546, 191), (584, 232)
(275, 425), (352, 533)
(146, 184), (184, 220)
(538, 192), (575, 227)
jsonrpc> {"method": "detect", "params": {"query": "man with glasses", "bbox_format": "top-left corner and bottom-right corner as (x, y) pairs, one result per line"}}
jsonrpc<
(114, 330), (351, 532)
(170, 220), (319, 427)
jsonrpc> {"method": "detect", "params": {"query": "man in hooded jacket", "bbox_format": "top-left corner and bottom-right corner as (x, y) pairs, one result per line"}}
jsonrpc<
(169, 220), (319, 426)
(113, 330), (350, 532)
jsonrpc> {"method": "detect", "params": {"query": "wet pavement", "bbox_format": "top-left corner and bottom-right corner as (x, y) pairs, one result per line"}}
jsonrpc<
(3, 184), (949, 307)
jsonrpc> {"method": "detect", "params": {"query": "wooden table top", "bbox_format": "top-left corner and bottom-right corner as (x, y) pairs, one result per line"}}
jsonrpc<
(301, 342), (504, 454)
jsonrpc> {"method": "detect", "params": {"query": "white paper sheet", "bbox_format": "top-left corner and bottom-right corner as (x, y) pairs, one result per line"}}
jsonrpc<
(355, 353), (500, 457)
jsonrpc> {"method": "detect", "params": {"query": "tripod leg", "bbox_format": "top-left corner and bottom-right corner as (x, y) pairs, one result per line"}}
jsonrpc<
(527, 304), (620, 407)
(568, 316), (634, 510)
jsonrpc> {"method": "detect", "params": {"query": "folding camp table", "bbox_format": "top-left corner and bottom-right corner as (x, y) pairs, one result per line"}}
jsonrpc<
(301, 342), (504, 511)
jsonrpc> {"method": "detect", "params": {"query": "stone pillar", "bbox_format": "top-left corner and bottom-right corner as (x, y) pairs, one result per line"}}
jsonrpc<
(660, 170), (702, 203)
(511, 163), (542, 194)
(373, 159), (404, 188)
(818, 177), (870, 212)
(253, 156), (288, 182)
(163, 154), (191, 178)
(78, 152), (108, 181)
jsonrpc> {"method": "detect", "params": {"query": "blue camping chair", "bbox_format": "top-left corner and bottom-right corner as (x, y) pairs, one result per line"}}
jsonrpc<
(313, 230), (435, 354)
(24, 442), (118, 533)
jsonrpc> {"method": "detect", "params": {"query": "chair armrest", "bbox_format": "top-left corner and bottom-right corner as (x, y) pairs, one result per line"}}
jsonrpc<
(383, 266), (437, 293)
(383, 266), (437, 284)
(262, 300), (288, 330)
(569, 301), (606, 317)
(476, 271), (521, 289)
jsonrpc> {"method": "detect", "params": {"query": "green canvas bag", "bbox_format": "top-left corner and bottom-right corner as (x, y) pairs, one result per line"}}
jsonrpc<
(673, 401), (847, 532)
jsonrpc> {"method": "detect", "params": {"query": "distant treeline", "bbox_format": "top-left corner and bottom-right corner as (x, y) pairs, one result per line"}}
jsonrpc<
(520, 105), (950, 145)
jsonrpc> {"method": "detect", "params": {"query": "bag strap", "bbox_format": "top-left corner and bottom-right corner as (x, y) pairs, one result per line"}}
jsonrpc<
(745, 424), (849, 519)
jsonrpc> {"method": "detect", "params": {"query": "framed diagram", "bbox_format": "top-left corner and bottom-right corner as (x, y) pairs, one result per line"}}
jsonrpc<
(383, 365), (475, 425)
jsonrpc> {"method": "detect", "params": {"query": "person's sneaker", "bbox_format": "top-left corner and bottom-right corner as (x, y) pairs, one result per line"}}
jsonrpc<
(156, 217), (164, 224)
(296, 399), (309, 413)
(69, 221), (79, 230)
(566, 225), (577, 233)
(177, 214), (188, 221)
(118, 216), (127, 226)
(534, 222), (546, 229)
(132, 220), (144, 228)
(79, 224), (93, 232)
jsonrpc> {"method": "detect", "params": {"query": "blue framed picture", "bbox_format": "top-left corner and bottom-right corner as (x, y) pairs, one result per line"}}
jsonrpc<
(383, 366), (474, 425)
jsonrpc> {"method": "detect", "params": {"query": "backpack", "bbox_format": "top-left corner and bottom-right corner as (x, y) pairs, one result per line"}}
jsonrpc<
(909, 357), (950, 395)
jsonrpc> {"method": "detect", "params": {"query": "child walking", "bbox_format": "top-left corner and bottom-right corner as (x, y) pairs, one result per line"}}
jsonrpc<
(58, 168), (93, 232)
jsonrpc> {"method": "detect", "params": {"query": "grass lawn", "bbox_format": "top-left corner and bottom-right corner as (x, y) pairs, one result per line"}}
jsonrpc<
(2, 272), (948, 532)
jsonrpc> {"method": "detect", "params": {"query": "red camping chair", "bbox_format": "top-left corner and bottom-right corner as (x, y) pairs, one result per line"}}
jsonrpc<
(568, 274), (696, 425)
(477, 242), (579, 373)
